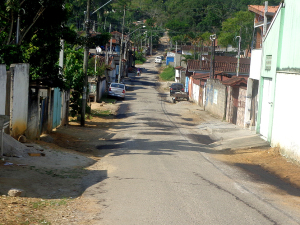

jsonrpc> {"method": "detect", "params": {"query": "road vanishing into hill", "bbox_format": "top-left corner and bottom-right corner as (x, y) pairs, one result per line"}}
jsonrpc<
(81, 55), (300, 225)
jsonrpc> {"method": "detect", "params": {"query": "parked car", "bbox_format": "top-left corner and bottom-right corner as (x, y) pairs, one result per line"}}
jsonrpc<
(155, 56), (163, 63)
(169, 83), (184, 96)
(108, 83), (126, 100)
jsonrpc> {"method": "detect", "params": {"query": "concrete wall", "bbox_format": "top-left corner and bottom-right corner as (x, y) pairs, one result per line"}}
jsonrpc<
(0, 65), (6, 115)
(192, 83), (200, 105)
(27, 88), (40, 139)
(249, 49), (262, 80)
(236, 88), (247, 127)
(244, 79), (259, 129)
(205, 79), (227, 119)
(272, 72), (300, 161)
(61, 91), (69, 126)
(174, 53), (184, 68)
(277, 0), (300, 71)
(10, 64), (29, 138)
(108, 69), (116, 83)
(97, 78), (107, 102)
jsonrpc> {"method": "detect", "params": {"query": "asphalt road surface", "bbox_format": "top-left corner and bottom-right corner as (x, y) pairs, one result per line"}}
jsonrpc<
(83, 55), (300, 225)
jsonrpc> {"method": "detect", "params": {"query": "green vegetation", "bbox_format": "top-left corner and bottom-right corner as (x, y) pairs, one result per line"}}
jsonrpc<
(160, 66), (175, 81)
(135, 52), (146, 64)
(1, 0), (282, 119)
(91, 109), (112, 117)
(99, 94), (117, 104)
(31, 199), (68, 209)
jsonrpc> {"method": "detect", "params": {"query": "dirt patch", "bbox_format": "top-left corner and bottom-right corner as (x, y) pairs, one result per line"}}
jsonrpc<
(213, 147), (300, 189)
(0, 102), (119, 224)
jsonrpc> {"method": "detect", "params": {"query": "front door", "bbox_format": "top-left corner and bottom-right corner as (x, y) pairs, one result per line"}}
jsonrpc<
(260, 78), (272, 139)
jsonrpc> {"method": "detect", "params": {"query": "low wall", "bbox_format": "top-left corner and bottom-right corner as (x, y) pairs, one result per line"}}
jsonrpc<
(205, 79), (227, 119)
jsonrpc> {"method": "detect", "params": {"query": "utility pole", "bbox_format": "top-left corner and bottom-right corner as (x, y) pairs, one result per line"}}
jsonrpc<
(109, 24), (112, 54)
(209, 34), (216, 79)
(150, 30), (153, 55)
(236, 35), (241, 77)
(118, 6), (125, 83)
(81, 0), (90, 126)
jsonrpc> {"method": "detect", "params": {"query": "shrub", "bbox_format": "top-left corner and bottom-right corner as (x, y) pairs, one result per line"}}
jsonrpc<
(160, 66), (175, 81)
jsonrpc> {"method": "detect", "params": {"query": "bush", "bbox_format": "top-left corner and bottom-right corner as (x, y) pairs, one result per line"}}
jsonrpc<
(160, 66), (175, 81)
(134, 51), (146, 64)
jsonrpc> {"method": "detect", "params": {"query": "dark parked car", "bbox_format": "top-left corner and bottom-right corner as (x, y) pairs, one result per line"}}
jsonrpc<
(169, 83), (184, 96)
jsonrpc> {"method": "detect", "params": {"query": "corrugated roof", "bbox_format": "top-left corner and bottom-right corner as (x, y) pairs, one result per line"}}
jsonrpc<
(202, 55), (250, 64)
(221, 76), (247, 86)
(175, 66), (185, 70)
(188, 56), (250, 74)
(192, 73), (210, 79)
(187, 59), (201, 71)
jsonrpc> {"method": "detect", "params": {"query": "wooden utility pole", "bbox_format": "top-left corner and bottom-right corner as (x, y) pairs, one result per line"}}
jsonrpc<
(118, 6), (125, 83)
(209, 34), (216, 79)
(81, 0), (90, 126)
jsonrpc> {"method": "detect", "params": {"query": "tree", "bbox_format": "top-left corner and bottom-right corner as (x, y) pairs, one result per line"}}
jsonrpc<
(0, 0), (76, 88)
(218, 10), (254, 54)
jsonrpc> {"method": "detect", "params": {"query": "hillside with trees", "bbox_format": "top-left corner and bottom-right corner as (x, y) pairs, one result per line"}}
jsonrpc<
(65, 0), (281, 49)
(0, 0), (282, 87)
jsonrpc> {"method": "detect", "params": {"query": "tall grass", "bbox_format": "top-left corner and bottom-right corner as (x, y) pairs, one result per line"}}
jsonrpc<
(160, 66), (175, 81)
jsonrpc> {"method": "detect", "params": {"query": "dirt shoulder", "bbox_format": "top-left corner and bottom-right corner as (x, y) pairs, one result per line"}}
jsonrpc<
(1, 97), (300, 224)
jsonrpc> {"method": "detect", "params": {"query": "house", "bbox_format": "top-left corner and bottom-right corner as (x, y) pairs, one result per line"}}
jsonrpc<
(255, 0), (300, 162)
(244, 3), (279, 130)
(181, 45), (209, 56)
(110, 31), (128, 54)
(186, 56), (250, 124)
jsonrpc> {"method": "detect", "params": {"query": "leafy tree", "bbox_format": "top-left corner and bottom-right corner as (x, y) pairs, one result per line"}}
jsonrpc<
(218, 10), (254, 53)
(0, 0), (76, 88)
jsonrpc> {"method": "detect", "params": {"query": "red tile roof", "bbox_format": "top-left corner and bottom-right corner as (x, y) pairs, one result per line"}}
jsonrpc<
(248, 5), (279, 16)
(188, 56), (250, 74)
(202, 55), (250, 64)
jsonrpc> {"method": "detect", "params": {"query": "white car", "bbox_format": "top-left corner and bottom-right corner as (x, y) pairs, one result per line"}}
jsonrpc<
(155, 56), (163, 63)
(108, 83), (126, 100)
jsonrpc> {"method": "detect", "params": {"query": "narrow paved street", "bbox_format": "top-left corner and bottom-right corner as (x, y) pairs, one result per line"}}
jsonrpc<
(81, 56), (300, 225)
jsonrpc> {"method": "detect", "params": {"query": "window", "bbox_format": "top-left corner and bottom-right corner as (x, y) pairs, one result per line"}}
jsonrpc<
(265, 55), (272, 71)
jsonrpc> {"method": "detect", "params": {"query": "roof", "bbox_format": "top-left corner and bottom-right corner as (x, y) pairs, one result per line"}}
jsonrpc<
(192, 73), (210, 79)
(188, 56), (250, 74)
(111, 31), (127, 38)
(221, 76), (247, 86)
(187, 60), (201, 71)
(202, 55), (250, 64)
(248, 5), (279, 16)
(182, 45), (210, 52)
(175, 66), (185, 70)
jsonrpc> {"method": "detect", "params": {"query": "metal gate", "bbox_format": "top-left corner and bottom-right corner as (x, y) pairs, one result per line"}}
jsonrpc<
(52, 88), (62, 128)
(40, 97), (49, 134)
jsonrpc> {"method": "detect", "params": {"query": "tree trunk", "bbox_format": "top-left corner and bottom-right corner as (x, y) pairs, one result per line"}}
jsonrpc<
(6, 12), (14, 45)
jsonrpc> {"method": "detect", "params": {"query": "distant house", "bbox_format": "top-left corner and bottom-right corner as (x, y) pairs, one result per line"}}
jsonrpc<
(181, 45), (209, 56)
(187, 56), (250, 124)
